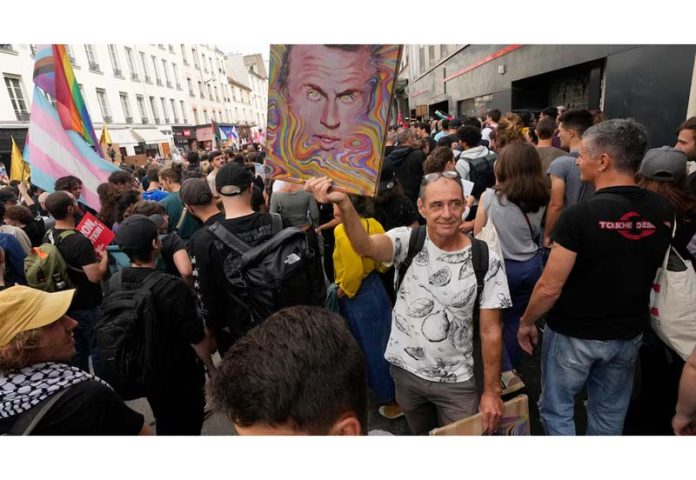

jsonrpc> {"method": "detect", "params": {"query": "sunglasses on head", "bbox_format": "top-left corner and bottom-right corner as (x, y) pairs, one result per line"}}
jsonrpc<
(422, 171), (461, 184)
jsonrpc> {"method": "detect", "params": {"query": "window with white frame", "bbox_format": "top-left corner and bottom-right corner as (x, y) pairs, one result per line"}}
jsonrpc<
(4, 75), (28, 120)
(149, 96), (159, 123)
(193, 107), (200, 124)
(85, 45), (100, 72)
(172, 63), (180, 89)
(203, 109), (209, 123)
(125, 47), (137, 80)
(180, 100), (187, 123)
(192, 47), (199, 69)
(170, 98), (178, 123)
(140, 51), (150, 82)
(181, 44), (188, 65)
(108, 45), (122, 76)
(162, 59), (171, 87)
(136, 94), (147, 122)
(160, 97), (169, 123)
(119, 92), (132, 122)
(96, 88), (111, 120)
(152, 56), (161, 85)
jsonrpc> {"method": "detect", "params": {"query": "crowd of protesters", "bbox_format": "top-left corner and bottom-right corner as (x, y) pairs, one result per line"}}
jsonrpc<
(2, 111), (696, 437)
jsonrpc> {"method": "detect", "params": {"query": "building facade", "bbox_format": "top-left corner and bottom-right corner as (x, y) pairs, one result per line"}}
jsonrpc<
(403, 44), (696, 148)
(0, 43), (268, 169)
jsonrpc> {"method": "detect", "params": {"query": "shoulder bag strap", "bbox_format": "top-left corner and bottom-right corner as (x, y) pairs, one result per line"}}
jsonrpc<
(208, 222), (251, 254)
(512, 202), (540, 246)
(9, 388), (70, 435)
(175, 207), (188, 233)
(395, 225), (427, 293)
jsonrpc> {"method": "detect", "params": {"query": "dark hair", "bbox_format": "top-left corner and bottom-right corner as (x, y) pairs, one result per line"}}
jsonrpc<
(348, 194), (374, 218)
(417, 122), (431, 134)
(637, 175), (696, 221)
(590, 109), (606, 125)
(115, 190), (141, 223)
(146, 166), (161, 183)
(184, 171), (205, 180)
(677, 116), (696, 136)
(45, 191), (75, 220)
(108, 170), (134, 186)
(187, 151), (200, 164)
(463, 116), (482, 129)
(456, 126), (482, 149)
(542, 106), (558, 119)
(232, 153), (246, 165)
(96, 182), (120, 228)
(558, 109), (594, 137)
(375, 176), (405, 205)
(582, 118), (648, 175)
(4, 204), (33, 225)
(536, 117), (557, 140)
(494, 142), (550, 213)
(487, 109), (501, 123)
(134, 167), (146, 179)
(129, 200), (166, 217)
(54, 175), (81, 192)
(440, 118), (449, 131)
(423, 146), (454, 174)
(208, 306), (367, 434)
(159, 163), (183, 184)
(209, 150), (223, 160)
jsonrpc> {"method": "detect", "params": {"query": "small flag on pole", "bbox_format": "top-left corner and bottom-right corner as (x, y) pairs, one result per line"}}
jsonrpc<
(10, 136), (31, 183)
(99, 124), (112, 145)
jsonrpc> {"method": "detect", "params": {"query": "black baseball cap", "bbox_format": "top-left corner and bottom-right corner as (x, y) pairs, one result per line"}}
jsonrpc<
(114, 214), (159, 253)
(216, 162), (253, 196)
(180, 178), (214, 206)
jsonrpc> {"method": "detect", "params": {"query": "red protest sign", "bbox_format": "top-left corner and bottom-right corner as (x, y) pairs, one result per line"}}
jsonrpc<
(76, 212), (115, 255)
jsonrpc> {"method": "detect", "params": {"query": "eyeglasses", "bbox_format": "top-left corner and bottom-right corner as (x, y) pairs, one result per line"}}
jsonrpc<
(422, 171), (461, 184)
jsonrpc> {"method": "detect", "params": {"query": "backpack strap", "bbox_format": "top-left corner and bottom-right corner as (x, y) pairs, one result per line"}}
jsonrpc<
(208, 222), (251, 254)
(469, 236), (489, 398)
(8, 388), (69, 435)
(395, 225), (427, 294)
(270, 213), (283, 235)
(174, 208), (188, 233)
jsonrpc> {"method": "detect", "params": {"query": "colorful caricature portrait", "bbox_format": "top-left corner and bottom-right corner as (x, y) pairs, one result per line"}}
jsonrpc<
(265, 44), (401, 196)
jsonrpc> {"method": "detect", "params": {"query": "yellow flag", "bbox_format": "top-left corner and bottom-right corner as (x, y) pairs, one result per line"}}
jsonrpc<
(100, 124), (112, 145)
(10, 137), (30, 183)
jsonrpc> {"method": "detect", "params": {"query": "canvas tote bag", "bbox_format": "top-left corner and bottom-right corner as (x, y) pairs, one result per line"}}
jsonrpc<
(649, 223), (696, 360)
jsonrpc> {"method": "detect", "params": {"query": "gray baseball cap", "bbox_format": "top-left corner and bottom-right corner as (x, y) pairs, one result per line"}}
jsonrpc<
(639, 146), (687, 183)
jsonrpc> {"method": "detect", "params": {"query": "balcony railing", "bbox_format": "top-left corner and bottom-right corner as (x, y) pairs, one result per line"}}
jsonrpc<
(145, 76), (152, 84)
(141, 117), (149, 124)
(103, 115), (112, 123)
(166, 81), (172, 88)
(154, 117), (160, 124)
(176, 84), (182, 91)
(125, 116), (133, 124)
(131, 73), (139, 81)
(88, 61), (101, 73)
(16, 112), (30, 121)
(156, 79), (163, 87)
(113, 68), (123, 78)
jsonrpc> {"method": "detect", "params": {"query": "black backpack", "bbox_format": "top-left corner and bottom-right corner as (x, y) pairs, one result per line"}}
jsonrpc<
(96, 271), (173, 400)
(395, 226), (490, 396)
(208, 219), (326, 332)
(465, 150), (497, 199)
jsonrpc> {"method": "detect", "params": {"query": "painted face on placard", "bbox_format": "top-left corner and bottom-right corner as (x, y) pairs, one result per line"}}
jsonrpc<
(286, 45), (378, 153)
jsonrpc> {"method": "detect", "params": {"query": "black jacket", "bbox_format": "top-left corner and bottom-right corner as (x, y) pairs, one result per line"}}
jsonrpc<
(387, 146), (425, 205)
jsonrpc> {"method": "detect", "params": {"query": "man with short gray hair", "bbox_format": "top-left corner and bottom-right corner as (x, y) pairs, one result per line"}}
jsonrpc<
(517, 119), (674, 435)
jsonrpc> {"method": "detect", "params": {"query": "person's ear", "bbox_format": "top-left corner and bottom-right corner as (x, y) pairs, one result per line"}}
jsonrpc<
(417, 196), (425, 218)
(598, 153), (611, 172)
(326, 414), (362, 436)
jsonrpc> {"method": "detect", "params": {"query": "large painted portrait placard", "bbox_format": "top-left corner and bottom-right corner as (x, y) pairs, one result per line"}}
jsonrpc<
(265, 44), (402, 196)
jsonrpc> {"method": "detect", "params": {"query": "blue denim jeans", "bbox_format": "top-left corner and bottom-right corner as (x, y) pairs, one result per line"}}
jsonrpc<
(339, 272), (395, 404)
(502, 253), (543, 371)
(539, 325), (642, 435)
(69, 307), (104, 377)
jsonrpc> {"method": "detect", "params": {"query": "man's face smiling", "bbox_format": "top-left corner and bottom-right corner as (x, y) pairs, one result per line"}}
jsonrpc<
(286, 45), (377, 152)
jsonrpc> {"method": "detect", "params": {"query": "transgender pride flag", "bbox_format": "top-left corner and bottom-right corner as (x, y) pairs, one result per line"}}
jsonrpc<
(24, 45), (118, 211)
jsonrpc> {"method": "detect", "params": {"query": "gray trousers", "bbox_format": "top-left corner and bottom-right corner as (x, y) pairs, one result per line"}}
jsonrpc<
(391, 365), (479, 435)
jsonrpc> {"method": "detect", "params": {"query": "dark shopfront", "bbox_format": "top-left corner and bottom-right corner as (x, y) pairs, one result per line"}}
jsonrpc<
(172, 126), (196, 153)
(0, 127), (28, 174)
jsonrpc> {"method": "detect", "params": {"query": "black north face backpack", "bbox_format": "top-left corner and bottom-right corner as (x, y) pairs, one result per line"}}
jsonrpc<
(96, 271), (173, 400)
(466, 150), (497, 199)
(208, 221), (326, 332)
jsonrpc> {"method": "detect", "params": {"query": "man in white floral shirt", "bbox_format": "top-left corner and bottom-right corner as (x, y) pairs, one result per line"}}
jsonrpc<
(307, 172), (510, 435)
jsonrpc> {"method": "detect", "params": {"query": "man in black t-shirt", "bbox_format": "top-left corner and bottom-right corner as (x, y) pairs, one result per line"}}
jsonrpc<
(0, 285), (148, 435)
(44, 191), (108, 376)
(112, 215), (215, 435)
(517, 119), (673, 436)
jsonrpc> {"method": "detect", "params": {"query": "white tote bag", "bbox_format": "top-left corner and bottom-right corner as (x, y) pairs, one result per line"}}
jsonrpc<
(650, 242), (696, 361)
(475, 219), (505, 273)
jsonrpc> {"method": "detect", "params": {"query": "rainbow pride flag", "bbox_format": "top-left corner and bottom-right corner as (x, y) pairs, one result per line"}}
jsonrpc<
(25, 45), (119, 211)
(33, 44), (103, 158)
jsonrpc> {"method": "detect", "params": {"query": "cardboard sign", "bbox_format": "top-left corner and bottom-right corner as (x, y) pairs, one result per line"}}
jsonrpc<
(265, 44), (402, 197)
(430, 394), (531, 436)
(76, 212), (115, 255)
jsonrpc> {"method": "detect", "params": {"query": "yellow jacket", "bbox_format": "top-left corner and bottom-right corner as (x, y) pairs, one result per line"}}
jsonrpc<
(333, 217), (386, 299)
